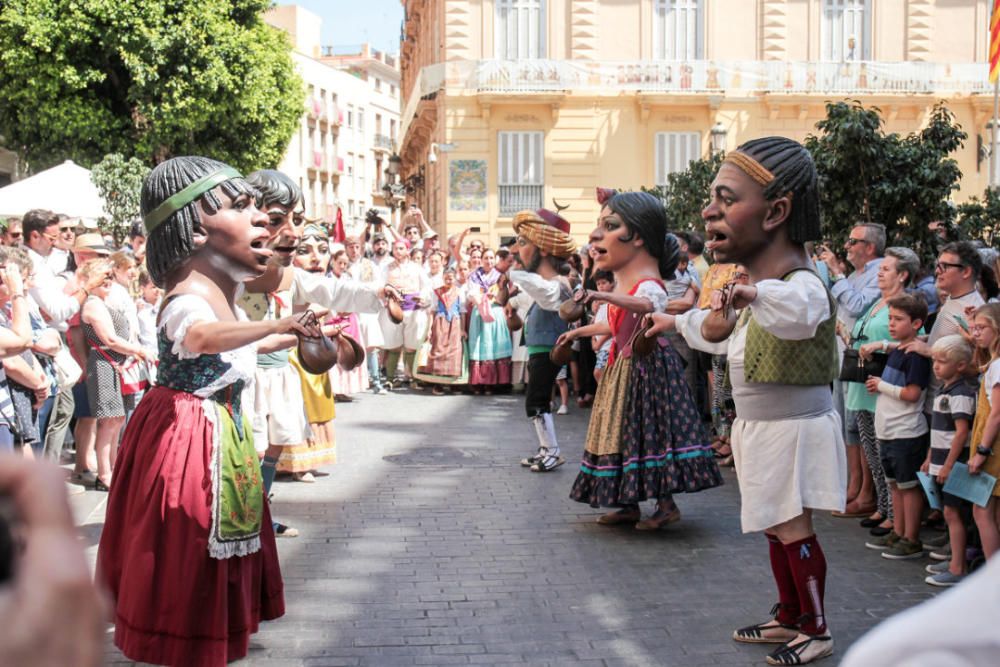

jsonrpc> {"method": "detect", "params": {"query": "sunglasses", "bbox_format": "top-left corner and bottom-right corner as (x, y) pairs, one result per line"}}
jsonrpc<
(844, 238), (869, 247)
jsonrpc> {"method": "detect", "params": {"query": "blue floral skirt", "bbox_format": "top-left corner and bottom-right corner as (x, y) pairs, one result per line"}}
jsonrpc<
(570, 342), (723, 507)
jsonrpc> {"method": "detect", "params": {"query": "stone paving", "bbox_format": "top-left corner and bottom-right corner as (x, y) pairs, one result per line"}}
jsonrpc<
(78, 387), (941, 666)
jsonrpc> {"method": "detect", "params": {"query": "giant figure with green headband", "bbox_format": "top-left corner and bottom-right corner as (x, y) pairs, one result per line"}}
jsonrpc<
(96, 156), (325, 666)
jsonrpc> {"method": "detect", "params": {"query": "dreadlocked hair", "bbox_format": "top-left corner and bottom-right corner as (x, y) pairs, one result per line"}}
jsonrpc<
(142, 156), (258, 288)
(734, 136), (821, 244)
(245, 169), (303, 209)
(605, 191), (681, 280)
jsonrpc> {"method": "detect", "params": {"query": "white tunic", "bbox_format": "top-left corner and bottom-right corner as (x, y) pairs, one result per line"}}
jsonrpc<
(675, 271), (846, 532)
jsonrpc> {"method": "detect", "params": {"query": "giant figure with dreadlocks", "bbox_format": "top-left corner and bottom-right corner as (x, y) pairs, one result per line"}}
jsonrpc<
(97, 157), (325, 665)
(649, 137), (846, 665)
(507, 208), (577, 472)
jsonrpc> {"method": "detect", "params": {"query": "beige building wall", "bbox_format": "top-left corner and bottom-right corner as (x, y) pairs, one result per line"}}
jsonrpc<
(400, 0), (995, 247)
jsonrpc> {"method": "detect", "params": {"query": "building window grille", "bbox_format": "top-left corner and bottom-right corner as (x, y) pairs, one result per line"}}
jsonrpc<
(498, 131), (544, 216)
(655, 132), (700, 187)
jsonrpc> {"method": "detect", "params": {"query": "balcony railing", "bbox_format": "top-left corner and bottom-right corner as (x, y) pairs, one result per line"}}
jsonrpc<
(403, 59), (989, 139)
(374, 133), (394, 151)
(499, 185), (543, 217)
(443, 59), (989, 94)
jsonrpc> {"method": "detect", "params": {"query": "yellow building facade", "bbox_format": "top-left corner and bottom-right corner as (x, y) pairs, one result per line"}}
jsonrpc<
(399, 0), (996, 245)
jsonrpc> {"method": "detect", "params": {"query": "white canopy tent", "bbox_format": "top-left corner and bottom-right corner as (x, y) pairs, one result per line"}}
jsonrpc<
(0, 160), (108, 220)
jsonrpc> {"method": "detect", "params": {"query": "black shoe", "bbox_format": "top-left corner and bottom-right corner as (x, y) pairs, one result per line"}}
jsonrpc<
(869, 525), (892, 537)
(859, 515), (884, 528)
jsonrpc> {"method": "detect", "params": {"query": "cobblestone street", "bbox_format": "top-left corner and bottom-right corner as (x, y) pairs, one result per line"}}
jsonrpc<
(78, 388), (938, 666)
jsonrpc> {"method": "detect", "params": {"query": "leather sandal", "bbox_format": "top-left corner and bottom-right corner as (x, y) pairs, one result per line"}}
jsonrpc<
(766, 633), (834, 665)
(529, 455), (565, 472)
(733, 604), (800, 645)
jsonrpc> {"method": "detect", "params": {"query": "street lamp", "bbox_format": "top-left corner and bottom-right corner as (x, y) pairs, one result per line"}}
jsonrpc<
(710, 122), (728, 155)
(387, 153), (402, 176)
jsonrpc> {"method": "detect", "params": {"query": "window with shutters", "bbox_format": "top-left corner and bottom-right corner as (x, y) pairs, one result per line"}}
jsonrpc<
(653, 0), (703, 60)
(495, 0), (545, 59)
(498, 131), (544, 216)
(654, 132), (700, 187)
(822, 0), (871, 61)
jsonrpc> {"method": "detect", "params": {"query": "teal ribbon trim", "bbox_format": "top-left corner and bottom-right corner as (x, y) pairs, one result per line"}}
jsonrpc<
(143, 166), (243, 233)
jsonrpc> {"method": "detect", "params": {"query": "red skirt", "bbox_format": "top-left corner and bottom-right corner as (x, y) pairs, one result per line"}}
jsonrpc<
(97, 387), (284, 667)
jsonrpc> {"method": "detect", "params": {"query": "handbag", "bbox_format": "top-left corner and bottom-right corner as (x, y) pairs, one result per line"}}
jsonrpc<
(838, 299), (889, 383)
(118, 359), (149, 395)
(53, 346), (82, 390)
(838, 348), (887, 383)
(90, 342), (149, 396)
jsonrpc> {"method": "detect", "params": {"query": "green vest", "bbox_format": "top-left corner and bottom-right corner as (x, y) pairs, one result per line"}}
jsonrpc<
(736, 269), (839, 386)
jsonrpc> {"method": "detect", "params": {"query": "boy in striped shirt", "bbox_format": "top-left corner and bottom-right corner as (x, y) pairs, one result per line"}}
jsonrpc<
(922, 335), (976, 586)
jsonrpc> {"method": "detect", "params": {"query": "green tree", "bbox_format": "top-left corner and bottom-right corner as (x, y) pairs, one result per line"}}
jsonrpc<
(643, 151), (725, 231)
(805, 100), (967, 260)
(90, 153), (149, 244)
(0, 0), (303, 173)
(956, 188), (1000, 246)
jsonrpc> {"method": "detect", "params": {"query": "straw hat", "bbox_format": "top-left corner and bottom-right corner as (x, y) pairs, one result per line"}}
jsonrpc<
(72, 233), (112, 255)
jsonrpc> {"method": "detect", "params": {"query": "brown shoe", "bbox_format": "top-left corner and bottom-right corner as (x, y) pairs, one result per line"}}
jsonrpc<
(635, 507), (681, 531)
(596, 508), (641, 525)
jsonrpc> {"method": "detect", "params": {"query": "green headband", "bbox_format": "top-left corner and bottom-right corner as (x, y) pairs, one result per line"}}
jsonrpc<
(143, 166), (243, 233)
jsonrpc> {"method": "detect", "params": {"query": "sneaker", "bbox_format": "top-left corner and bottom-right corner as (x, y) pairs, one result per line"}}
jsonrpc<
(65, 481), (86, 497)
(556, 404), (569, 415)
(923, 532), (949, 548)
(372, 386), (386, 395)
(929, 546), (951, 561)
(865, 531), (900, 550)
(882, 537), (924, 560)
(926, 560), (950, 575)
(925, 570), (966, 587)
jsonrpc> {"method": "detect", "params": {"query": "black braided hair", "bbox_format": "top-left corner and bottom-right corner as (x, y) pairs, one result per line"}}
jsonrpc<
(141, 156), (258, 288)
(245, 169), (303, 209)
(605, 191), (681, 280)
(733, 136), (821, 244)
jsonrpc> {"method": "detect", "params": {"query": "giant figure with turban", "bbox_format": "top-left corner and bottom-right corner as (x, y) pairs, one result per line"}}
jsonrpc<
(507, 208), (577, 472)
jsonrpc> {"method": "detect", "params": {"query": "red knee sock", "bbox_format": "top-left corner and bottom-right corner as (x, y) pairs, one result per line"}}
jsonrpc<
(767, 534), (800, 625)
(782, 534), (828, 635)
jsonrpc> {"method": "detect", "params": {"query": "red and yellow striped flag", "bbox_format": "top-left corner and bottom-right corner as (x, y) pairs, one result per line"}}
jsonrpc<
(991, 0), (1000, 82)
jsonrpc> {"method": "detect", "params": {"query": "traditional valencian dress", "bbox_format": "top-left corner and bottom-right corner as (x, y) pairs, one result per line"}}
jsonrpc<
(416, 285), (466, 383)
(97, 294), (283, 667)
(570, 280), (722, 506)
(467, 267), (513, 386)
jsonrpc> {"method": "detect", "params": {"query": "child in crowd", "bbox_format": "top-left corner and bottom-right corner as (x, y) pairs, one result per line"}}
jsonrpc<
(921, 335), (976, 586)
(865, 293), (931, 560)
(590, 270), (614, 384)
(135, 270), (162, 382)
(967, 303), (1000, 561)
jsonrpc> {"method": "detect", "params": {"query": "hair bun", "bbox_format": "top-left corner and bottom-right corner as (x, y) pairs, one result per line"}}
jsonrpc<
(661, 232), (680, 280)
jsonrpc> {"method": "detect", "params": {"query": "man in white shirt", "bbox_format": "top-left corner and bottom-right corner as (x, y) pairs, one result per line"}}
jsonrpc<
(46, 216), (76, 275)
(22, 209), (103, 326)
